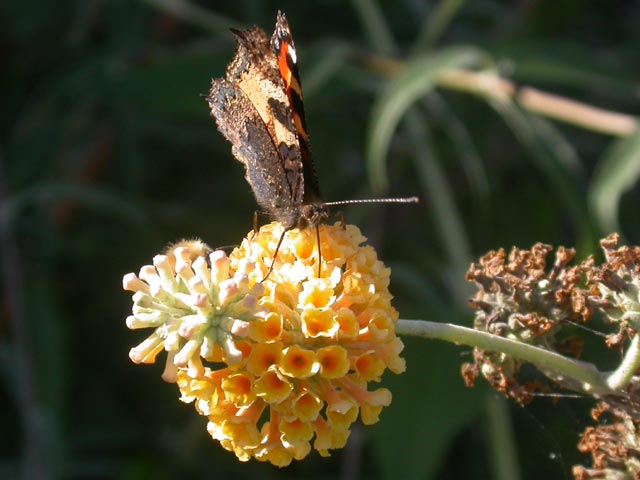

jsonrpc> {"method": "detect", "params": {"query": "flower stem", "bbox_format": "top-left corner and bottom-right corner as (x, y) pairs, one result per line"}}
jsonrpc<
(396, 319), (613, 395)
(605, 333), (640, 391)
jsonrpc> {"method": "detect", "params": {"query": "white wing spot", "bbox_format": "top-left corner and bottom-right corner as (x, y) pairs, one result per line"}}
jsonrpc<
(288, 44), (297, 64)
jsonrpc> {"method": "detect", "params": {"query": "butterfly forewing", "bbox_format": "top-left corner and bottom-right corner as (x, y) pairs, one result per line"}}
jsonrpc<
(270, 12), (321, 204)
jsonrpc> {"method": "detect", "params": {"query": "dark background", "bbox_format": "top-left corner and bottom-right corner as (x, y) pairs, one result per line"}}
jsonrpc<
(2, 0), (640, 479)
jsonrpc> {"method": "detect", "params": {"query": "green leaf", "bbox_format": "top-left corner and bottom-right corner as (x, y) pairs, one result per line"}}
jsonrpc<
(485, 395), (522, 480)
(350, 0), (397, 55)
(303, 41), (354, 98)
(509, 57), (639, 102)
(413, 0), (466, 52)
(488, 98), (594, 248)
(367, 47), (486, 192)
(421, 93), (490, 201)
(589, 129), (640, 234)
(139, 0), (240, 33)
(404, 110), (472, 293)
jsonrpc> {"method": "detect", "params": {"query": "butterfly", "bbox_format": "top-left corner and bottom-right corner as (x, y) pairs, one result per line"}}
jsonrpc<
(208, 11), (326, 224)
(207, 11), (329, 278)
(207, 11), (417, 279)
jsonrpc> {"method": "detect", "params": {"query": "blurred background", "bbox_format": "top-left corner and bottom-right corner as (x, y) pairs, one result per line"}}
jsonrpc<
(2, 0), (640, 478)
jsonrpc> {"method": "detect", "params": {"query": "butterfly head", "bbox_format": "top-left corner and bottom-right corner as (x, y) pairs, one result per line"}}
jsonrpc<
(280, 202), (329, 230)
(299, 202), (329, 229)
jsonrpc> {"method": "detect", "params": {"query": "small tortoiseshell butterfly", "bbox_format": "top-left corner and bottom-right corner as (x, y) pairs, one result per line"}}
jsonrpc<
(207, 11), (417, 279)
(208, 11), (327, 233)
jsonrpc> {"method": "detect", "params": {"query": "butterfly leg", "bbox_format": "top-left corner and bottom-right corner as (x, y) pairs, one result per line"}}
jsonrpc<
(260, 227), (289, 282)
(315, 224), (322, 278)
(253, 211), (259, 233)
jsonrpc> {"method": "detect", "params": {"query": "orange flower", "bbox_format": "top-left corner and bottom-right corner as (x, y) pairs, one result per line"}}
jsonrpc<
(317, 345), (350, 379)
(123, 222), (405, 466)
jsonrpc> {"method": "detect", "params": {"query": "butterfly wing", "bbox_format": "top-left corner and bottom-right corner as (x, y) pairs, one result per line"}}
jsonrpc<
(208, 78), (295, 219)
(271, 11), (321, 204)
(207, 13), (327, 229)
(223, 25), (305, 208)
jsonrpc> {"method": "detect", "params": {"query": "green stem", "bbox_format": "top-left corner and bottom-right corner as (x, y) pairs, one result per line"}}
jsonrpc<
(396, 319), (613, 395)
(606, 333), (640, 390)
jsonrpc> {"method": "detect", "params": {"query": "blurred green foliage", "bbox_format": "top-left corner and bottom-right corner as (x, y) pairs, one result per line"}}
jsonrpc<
(2, 0), (639, 479)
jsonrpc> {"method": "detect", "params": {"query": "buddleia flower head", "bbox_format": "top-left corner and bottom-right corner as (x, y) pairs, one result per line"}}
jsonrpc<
(123, 222), (405, 466)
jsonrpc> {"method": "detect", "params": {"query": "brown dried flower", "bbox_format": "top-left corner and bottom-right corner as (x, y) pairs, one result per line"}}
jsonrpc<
(464, 242), (591, 403)
(573, 401), (640, 479)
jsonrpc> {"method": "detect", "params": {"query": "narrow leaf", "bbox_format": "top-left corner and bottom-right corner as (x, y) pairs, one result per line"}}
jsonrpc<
(589, 129), (640, 234)
(367, 47), (485, 191)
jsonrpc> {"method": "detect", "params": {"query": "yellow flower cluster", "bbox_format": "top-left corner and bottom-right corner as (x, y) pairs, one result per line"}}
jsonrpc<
(123, 222), (405, 466)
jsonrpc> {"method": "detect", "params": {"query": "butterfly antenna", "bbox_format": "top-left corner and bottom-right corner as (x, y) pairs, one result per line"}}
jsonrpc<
(323, 196), (419, 207)
(260, 229), (288, 283)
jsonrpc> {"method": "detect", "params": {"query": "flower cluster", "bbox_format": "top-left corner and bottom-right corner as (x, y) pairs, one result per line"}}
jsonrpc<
(124, 222), (404, 466)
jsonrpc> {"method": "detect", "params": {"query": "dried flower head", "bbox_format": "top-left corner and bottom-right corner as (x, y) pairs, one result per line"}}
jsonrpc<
(464, 242), (590, 403)
(465, 235), (640, 478)
(573, 401), (640, 480)
(586, 233), (640, 348)
(123, 222), (404, 466)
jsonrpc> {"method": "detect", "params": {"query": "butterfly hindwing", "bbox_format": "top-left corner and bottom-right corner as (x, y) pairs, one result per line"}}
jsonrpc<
(208, 78), (293, 215)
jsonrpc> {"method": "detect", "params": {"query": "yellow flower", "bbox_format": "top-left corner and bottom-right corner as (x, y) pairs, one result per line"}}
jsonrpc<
(123, 222), (405, 466)
(316, 345), (350, 379)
